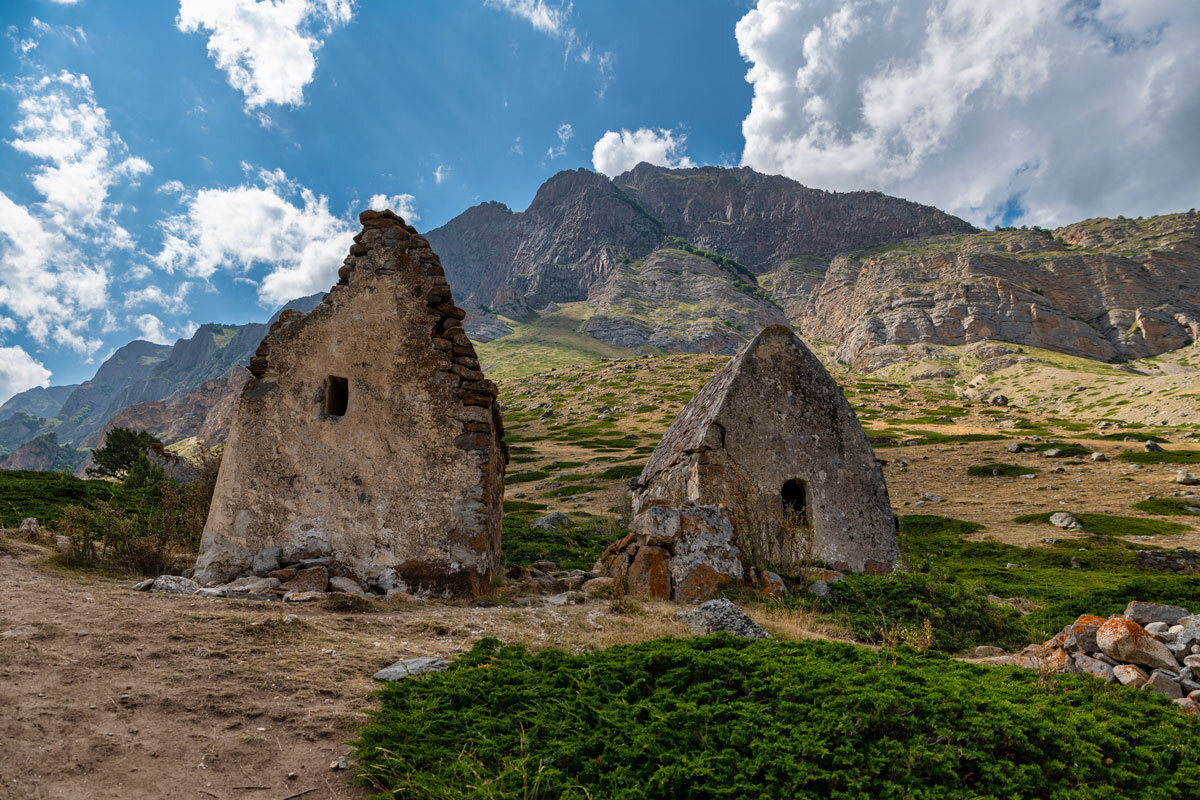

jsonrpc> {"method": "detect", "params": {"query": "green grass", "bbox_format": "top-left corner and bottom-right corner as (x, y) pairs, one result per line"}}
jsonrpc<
(1132, 498), (1200, 516)
(967, 463), (1039, 477)
(1013, 511), (1191, 537)
(1118, 450), (1200, 465)
(354, 635), (1200, 800)
(504, 470), (550, 484)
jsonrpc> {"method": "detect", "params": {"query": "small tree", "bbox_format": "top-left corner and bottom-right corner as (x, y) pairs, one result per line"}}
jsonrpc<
(87, 427), (162, 480)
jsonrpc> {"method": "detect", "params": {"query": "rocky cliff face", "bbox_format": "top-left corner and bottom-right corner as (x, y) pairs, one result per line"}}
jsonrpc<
(427, 164), (972, 324)
(798, 213), (1200, 368)
(52, 340), (173, 445)
(613, 163), (975, 274)
(100, 369), (245, 448)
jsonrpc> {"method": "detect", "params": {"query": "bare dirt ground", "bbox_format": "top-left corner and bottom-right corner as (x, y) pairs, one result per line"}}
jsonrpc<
(0, 539), (836, 800)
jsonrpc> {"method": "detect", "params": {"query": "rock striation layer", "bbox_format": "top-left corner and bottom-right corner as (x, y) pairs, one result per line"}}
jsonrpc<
(193, 210), (507, 597)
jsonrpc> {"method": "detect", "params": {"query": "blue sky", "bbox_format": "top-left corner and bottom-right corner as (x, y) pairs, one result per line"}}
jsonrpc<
(0, 0), (1197, 401)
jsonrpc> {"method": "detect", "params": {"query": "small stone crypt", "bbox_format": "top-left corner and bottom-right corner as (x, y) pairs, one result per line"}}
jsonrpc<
(193, 210), (507, 597)
(603, 325), (899, 600)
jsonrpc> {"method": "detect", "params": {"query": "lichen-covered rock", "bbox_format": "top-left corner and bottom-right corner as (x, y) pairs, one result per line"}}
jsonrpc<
(373, 657), (451, 681)
(626, 546), (671, 599)
(631, 325), (898, 575)
(1072, 653), (1116, 683)
(18, 518), (39, 537)
(605, 504), (743, 601)
(1124, 601), (1190, 627)
(193, 210), (506, 597)
(150, 575), (199, 595)
(1049, 512), (1082, 531)
(1112, 664), (1149, 687)
(674, 599), (769, 639)
(281, 567), (329, 595)
(1096, 617), (1181, 671)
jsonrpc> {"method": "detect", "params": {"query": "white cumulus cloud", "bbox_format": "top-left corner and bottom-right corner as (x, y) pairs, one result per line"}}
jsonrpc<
(367, 193), (419, 224)
(592, 127), (696, 177)
(0, 70), (150, 355)
(177, 0), (354, 110)
(0, 345), (51, 405)
(735, 0), (1200, 227)
(154, 166), (355, 307)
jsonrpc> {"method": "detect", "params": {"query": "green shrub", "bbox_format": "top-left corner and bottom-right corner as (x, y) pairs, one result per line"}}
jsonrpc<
(544, 484), (601, 497)
(1118, 450), (1200, 464)
(504, 470), (551, 484)
(0, 469), (159, 528)
(354, 636), (1200, 800)
(1013, 511), (1190, 536)
(967, 462), (1039, 477)
(784, 571), (1029, 652)
(1133, 497), (1200, 516)
(501, 513), (617, 571)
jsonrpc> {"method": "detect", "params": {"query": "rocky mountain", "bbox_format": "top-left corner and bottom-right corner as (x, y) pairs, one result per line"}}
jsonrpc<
(0, 384), (78, 421)
(52, 340), (173, 445)
(0, 293), (327, 464)
(426, 165), (974, 349)
(0, 432), (86, 472)
(795, 213), (1200, 369)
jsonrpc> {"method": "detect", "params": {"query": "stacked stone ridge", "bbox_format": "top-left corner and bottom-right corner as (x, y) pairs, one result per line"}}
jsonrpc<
(193, 209), (507, 597)
(616, 325), (898, 594)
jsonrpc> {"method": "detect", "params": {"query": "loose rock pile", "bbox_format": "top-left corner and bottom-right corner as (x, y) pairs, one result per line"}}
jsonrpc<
(1016, 601), (1200, 714)
(137, 551), (399, 603)
(598, 504), (746, 601)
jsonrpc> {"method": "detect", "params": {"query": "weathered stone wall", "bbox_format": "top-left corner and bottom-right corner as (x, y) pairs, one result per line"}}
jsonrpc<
(632, 325), (898, 575)
(194, 210), (506, 597)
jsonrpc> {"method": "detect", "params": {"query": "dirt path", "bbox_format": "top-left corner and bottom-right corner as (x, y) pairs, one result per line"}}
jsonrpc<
(0, 539), (839, 800)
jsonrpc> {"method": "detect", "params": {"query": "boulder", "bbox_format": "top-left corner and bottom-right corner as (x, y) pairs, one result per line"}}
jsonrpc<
(1176, 472), (1200, 486)
(283, 591), (327, 602)
(1091, 452), (1107, 462)
(626, 546), (671, 599)
(1096, 617), (1181, 671)
(674, 599), (769, 639)
(1144, 440), (1164, 452)
(1147, 670), (1183, 699)
(281, 566), (329, 594)
(581, 577), (614, 596)
(1072, 653), (1116, 683)
(1112, 664), (1149, 687)
(372, 656), (451, 681)
(808, 580), (831, 598)
(667, 507), (743, 602)
(330, 576), (369, 597)
(530, 512), (571, 532)
(1014, 646), (1068, 672)
(974, 646), (1006, 658)
(757, 570), (787, 598)
(1124, 601), (1190, 627)
(1064, 614), (1106, 653)
(251, 546), (283, 577)
(150, 575), (199, 595)
(1049, 512), (1082, 531)
(222, 575), (281, 596)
